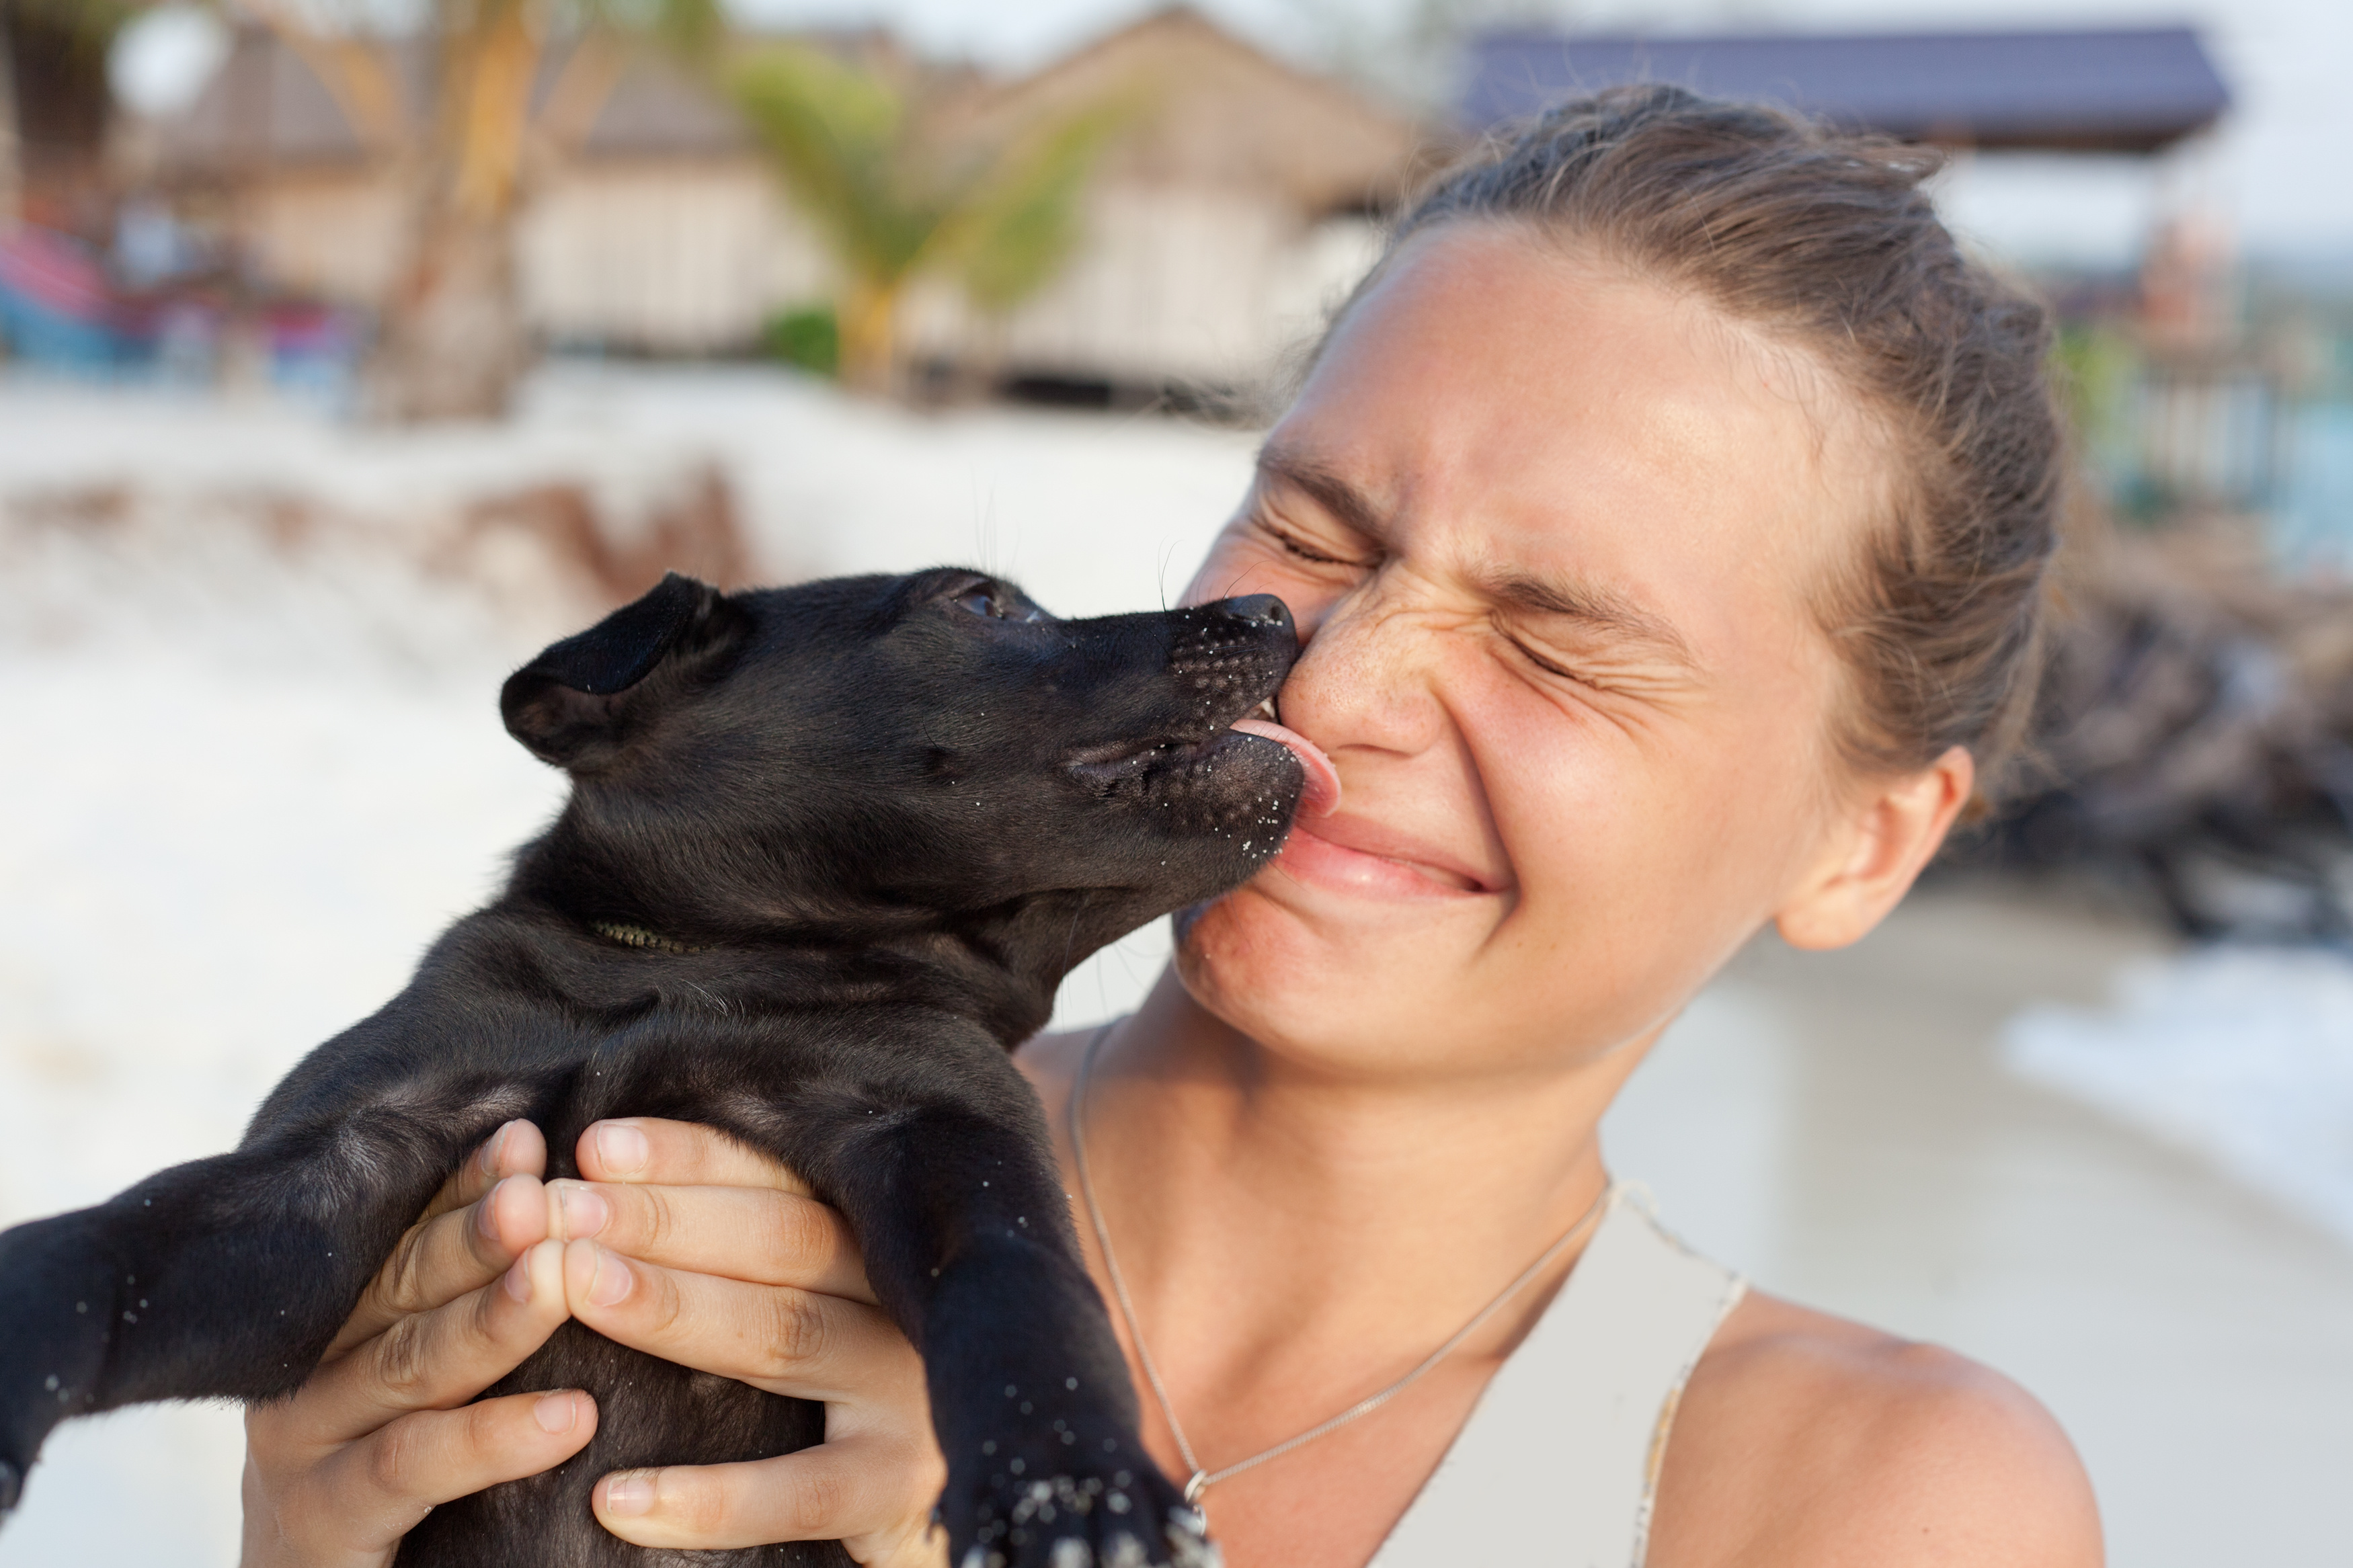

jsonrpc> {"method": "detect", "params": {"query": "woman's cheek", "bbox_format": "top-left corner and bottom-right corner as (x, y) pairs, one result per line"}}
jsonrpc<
(1477, 688), (1676, 914)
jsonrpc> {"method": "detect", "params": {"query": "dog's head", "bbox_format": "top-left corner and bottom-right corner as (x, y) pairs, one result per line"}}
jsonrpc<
(501, 570), (1323, 1022)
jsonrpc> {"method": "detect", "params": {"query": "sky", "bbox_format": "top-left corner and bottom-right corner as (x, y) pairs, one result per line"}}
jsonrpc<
(715, 0), (2353, 270)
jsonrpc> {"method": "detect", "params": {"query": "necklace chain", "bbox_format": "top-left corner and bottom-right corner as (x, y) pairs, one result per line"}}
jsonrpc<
(1068, 1022), (1614, 1514)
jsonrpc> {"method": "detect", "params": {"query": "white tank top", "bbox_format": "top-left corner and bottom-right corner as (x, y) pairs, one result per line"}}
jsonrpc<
(1369, 1186), (1747, 1568)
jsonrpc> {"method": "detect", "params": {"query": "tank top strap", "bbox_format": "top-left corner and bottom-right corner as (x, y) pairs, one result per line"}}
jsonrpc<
(1368, 1184), (1747, 1568)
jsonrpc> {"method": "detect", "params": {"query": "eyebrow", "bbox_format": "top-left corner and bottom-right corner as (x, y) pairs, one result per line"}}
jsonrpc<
(1257, 442), (1697, 667)
(1256, 443), (1391, 542)
(1482, 570), (1697, 666)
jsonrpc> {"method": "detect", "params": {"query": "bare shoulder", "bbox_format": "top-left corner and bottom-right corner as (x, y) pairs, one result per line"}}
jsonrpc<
(1647, 1290), (2102, 1568)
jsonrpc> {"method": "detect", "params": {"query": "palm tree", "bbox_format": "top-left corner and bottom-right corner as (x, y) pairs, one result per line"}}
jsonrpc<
(0, 5), (26, 231)
(726, 42), (1127, 396)
(0, 0), (137, 231)
(230, 0), (720, 421)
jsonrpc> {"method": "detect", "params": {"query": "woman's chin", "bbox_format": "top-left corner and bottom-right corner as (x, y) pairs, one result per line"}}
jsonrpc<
(1174, 876), (1474, 1045)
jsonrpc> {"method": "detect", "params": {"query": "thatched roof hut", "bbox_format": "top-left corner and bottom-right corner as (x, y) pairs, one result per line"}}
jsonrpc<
(134, 8), (1431, 390)
(904, 6), (1434, 397)
(141, 28), (832, 352)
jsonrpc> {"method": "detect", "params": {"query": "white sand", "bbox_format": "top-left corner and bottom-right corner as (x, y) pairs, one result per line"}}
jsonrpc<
(0, 366), (1243, 1564)
(3, 368), (2346, 1566)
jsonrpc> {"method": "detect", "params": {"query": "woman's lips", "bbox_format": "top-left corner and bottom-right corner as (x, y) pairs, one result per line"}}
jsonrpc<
(1222, 715), (1495, 899)
(1269, 813), (1499, 899)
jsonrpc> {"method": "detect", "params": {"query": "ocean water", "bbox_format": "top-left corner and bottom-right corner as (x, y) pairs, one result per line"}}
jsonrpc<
(2005, 944), (2353, 1247)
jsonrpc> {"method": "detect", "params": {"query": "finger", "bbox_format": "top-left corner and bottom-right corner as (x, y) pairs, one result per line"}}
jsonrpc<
(576, 1118), (812, 1195)
(422, 1119), (549, 1224)
(592, 1433), (939, 1552)
(305, 1238), (571, 1444)
(330, 1171), (551, 1356)
(545, 1180), (876, 1304)
(563, 1240), (913, 1403)
(301, 1387), (599, 1555)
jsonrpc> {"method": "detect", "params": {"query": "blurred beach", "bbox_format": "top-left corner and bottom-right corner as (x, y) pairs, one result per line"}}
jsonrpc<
(3, 368), (2350, 1565)
(7, 0), (2353, 1556)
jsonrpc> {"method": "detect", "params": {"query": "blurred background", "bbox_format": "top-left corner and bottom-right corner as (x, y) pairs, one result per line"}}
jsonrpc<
(2, 0), (2350, 1563)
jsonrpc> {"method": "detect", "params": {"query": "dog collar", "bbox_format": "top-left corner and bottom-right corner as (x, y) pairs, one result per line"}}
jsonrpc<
(588, 920), (706, 956)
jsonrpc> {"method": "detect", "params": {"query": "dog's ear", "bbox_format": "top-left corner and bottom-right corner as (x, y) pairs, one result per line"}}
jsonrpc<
(501, 573), (743, 769)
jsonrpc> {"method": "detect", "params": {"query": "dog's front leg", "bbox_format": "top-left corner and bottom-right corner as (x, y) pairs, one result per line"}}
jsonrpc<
(715, 1052), (1209, 1568)
(900, 1157), (1207, 1568)
(0, 1106), (511, 1520)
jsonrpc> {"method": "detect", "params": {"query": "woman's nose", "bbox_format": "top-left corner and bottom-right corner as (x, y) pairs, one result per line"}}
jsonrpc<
(1279, 579), (1449, 758)
(1209, 594), (1293, 632)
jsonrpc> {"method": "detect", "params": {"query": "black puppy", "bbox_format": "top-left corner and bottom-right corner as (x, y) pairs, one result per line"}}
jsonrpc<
(0, 567), (1318, 1568)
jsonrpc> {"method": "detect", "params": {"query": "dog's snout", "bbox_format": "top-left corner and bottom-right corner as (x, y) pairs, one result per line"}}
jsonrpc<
(1215, 594), (1291, 631)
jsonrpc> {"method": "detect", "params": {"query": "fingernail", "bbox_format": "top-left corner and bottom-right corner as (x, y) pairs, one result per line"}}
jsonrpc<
(534, 1391), (579, 1434)
(594, 1122), (648, 1178)
(602, 1471), (655, 1517)
(477, 1177), (508, 1243)
(586, 1247), (634, 1307)
(502, 1251), (534, 1303)
(555, 1183), (609, 1240)
(477, 1121), (514, 1177)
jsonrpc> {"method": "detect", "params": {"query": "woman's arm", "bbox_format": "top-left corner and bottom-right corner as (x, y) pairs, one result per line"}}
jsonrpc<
(239, 1119), (949, 1568)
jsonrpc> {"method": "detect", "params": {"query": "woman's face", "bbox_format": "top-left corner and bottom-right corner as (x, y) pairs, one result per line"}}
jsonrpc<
(1177, 222), (1895, 1079)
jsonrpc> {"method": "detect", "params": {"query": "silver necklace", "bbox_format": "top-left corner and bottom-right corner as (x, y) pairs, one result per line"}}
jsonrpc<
(1069, 1023), (1614, 1522)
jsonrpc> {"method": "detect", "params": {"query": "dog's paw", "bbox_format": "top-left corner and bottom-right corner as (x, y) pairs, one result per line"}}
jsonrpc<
(946, 1432), (1215, 1568)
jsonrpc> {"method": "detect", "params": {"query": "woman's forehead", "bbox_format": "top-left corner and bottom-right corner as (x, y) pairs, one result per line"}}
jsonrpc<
(1271, 224), (1879, 636)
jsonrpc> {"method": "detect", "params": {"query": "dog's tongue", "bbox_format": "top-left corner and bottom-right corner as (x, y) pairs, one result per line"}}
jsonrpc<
(1230, 718), (1342, 817)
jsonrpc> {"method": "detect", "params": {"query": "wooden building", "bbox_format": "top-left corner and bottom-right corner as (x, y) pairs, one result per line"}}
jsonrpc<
(140, 7), (1429, 396)
(147, 32), (828, 354)
(900, 7), (1431, 397)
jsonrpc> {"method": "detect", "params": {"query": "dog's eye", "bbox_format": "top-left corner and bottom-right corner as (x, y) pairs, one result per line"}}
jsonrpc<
(955, 587), (1006, 618)
(955, 586), (1045, 624)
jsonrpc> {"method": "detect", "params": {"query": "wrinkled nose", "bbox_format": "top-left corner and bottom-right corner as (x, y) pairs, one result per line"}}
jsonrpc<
(1213, 593), (1291, 630)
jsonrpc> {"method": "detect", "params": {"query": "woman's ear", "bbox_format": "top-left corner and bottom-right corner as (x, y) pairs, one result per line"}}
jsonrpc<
(1773, 745), (1974, 951)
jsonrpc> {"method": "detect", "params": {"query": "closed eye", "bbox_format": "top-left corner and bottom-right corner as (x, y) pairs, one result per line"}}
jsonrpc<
(1505, 626), (1697, 705)
(1254, 515), (1373, 571)
(1267, 522), (1341, 564)
(1511, 638), (1597, 688)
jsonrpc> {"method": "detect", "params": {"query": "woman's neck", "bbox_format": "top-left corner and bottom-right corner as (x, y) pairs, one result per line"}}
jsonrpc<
(1043, 966), (1652, 1399)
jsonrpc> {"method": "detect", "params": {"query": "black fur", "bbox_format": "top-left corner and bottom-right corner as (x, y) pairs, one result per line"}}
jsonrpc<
(0, 568), (1308, 1567)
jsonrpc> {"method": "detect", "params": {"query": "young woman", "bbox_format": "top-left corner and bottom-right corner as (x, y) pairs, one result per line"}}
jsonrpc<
(239, 87), (2102, 1568)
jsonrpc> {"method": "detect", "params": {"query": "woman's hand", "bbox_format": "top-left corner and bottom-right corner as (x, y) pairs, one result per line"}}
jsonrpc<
(553, 1118), (948, 1568)
(238, 1116), (946, 1567)
(240, 1120), (596, 1568)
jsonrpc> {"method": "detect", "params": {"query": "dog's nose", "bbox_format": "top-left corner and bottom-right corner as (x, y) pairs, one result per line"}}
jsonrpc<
(1216, 594), (1291, 630)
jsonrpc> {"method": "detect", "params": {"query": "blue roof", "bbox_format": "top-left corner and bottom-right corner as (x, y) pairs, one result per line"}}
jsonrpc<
(1461, 28), (2229, 154)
